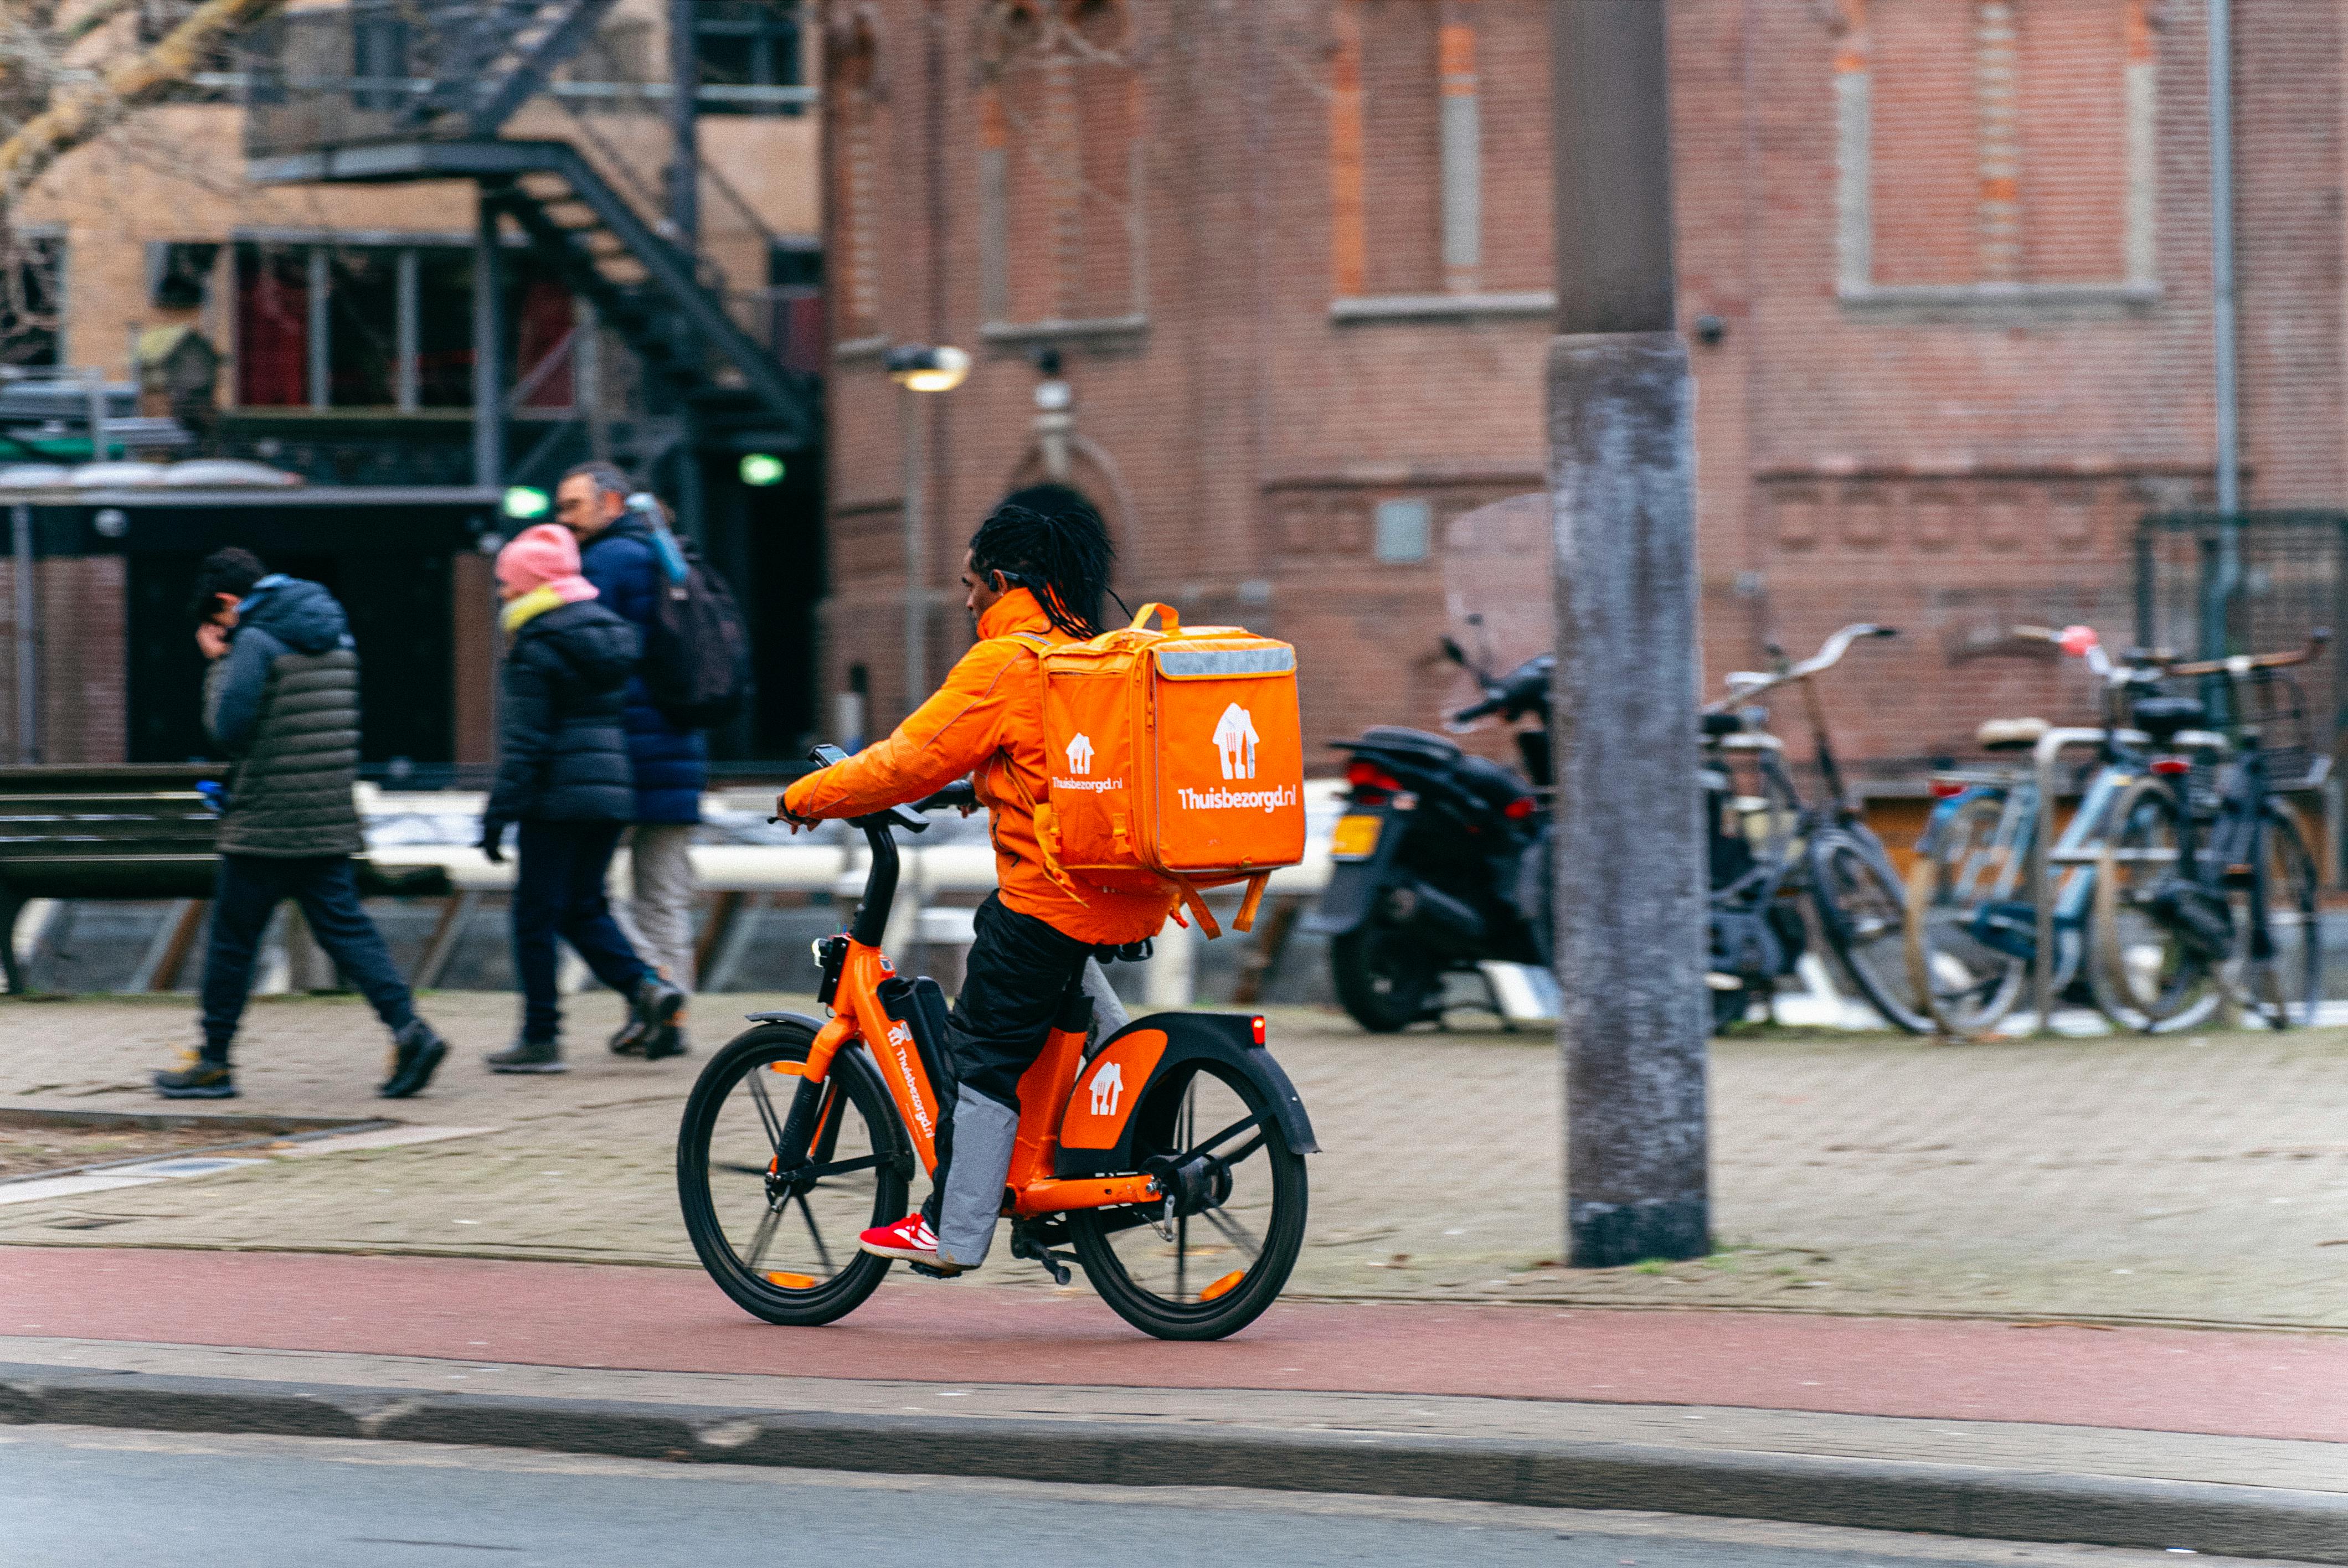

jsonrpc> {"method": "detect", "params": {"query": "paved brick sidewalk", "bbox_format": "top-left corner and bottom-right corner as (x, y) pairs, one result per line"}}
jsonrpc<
(1, 993), (2343, 1328)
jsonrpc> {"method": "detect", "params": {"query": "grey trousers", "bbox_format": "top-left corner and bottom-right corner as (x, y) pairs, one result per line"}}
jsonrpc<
(615, 824), (697, 992)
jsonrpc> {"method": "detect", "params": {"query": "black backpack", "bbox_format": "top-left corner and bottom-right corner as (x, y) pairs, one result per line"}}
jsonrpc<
(639, 522), (753, 730)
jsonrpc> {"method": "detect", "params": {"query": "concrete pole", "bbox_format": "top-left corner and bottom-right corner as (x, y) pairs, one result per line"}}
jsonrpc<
(1549, 0), (1711, 1268)
(668, 0), (702, 248)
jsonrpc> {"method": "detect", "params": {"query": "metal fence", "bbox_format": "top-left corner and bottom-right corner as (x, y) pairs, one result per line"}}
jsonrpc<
(2135, 510), (2348, 755)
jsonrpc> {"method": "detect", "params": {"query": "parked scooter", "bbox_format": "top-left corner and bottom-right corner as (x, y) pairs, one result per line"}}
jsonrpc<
(1305, 642), (1554, 1032)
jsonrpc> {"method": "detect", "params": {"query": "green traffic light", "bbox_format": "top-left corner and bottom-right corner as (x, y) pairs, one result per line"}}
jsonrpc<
(503, 486), (552, 520)
(739, 453), (786, 487)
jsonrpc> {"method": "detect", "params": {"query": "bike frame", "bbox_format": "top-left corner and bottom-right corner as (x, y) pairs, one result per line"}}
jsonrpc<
(771, 816), (1161, 1219)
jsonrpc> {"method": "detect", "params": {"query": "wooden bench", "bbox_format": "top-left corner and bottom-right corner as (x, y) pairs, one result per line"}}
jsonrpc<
(0, 764), (450, 994)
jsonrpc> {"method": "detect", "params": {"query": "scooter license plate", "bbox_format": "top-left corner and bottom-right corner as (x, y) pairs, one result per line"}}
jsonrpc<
(1330, 813), (1383, 860)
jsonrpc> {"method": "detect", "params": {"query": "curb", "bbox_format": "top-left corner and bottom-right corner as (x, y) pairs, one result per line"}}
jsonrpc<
(3, 1363), (2342, 1562)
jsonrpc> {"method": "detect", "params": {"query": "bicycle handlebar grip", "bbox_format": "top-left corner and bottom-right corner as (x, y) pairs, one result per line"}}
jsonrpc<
(916, 781), (980, 812)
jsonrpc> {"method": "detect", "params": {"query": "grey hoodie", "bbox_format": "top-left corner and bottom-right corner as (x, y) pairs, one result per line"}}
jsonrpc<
(204, 575), (364, 857)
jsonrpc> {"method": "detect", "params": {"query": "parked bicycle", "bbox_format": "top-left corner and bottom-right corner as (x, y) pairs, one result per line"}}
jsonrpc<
(1904, 623), (2305, 1036)
(1701, 624), (1928, 1033)
(676, 751), (1317, 1341)
(2089, 634), (2330, 1031)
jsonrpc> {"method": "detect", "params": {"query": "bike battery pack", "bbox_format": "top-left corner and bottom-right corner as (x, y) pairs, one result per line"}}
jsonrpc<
(876, 974), (959, 1103)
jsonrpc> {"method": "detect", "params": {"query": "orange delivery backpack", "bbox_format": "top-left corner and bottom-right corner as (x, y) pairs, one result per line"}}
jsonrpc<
(1029, 604), (1306, 937)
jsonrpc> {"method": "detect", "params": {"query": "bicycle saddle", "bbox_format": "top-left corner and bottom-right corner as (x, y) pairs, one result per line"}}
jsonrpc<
(2130, 694), (2206, 741)
(1975, 716), (2050, 752)
(1702, 711), (1744, 737)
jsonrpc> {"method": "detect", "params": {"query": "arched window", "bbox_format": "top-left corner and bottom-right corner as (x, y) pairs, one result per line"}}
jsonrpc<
(826, 11), (884, 340)
(978, 0), (1142, 328)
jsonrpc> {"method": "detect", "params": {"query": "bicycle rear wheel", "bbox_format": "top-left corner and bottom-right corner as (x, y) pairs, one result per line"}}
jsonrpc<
(2088, 780), (2220, 1033)
(677, 1022), (908, 1326)
(1903, 792), (2028, 1034)
(2240, 803), (2324, 1030)
(1068, 1059), (1306, 1341)
(1809, 828), (1930, 1033)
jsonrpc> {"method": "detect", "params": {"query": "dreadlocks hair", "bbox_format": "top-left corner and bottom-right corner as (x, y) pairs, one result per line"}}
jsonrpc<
(968, 500), (1115, 639)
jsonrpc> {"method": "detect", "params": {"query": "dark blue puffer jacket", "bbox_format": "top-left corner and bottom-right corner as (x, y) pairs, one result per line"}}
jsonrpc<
(578, 515), (709, 824)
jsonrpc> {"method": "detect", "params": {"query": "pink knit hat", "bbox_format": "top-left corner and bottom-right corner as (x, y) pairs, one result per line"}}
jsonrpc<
(496, 524), (597, 604)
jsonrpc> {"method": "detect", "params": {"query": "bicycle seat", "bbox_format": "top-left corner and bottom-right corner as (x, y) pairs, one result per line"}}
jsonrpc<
(1976, 717), (2050, 752)
(1702, 711), (1744, 737)
(1091, 939), (1154, 964)
(2130, 694), (2206, 741)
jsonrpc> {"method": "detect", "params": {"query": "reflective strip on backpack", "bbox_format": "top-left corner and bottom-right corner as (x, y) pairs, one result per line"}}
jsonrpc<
(1156, 646), (1295, 677)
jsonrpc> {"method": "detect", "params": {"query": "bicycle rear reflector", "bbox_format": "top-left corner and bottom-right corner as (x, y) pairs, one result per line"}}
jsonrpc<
(2152, 757), (2192, 775)
(1930, 779), (1967, 798)
(1251, 1015), (1267, 1046)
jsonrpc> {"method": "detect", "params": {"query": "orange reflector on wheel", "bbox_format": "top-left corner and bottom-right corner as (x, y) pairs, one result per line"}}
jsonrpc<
(766, 1271), (817, 1290)
(770, 1061), (805, 1075)
(1199, 1270), (1246, 1302)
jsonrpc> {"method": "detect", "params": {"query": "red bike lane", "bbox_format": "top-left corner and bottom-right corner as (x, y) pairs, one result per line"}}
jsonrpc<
(4, 1246), (2340, 1443)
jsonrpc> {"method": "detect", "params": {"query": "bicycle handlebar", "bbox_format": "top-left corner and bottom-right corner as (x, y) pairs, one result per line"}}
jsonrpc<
(1705, 623), (1896, 713)
(2163, 628), (2331, 680)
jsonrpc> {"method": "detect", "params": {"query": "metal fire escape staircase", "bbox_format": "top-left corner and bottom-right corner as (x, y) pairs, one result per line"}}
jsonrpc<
(243, 0), (815, 453)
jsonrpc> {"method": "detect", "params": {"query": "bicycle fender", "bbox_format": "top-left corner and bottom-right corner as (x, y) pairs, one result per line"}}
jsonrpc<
(1054, 1011), (1319, 1178)
(743, 1009), (827, 1032)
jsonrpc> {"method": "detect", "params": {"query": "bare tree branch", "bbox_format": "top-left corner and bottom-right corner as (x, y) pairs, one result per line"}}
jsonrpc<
(0, 0), (282, 197)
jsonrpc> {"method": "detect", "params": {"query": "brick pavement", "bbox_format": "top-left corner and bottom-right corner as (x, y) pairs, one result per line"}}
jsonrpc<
(0, 993), (2342, 1329)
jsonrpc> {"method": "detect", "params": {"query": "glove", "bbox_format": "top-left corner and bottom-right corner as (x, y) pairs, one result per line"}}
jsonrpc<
(480, 816), (509, 865)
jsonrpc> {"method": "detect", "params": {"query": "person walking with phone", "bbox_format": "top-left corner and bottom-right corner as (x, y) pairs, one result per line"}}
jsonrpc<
(555, 462), (705, 1059)
(153, 549), (448, 1100)
(481, 524), (686, 1072)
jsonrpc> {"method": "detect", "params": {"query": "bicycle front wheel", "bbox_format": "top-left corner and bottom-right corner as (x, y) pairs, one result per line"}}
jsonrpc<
(1809, 829), (1930, 1033)
(2088, 780), (2220, 1034)
(2241, 803), (2324, 1030)
(1903, 792), (2028, 1035)
(677, 1022), (909, 1326)
(1069, 1058), (1307, 1342)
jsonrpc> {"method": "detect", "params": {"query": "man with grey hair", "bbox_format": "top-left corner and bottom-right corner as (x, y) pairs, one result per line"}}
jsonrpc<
(554, 461), (705, 1056)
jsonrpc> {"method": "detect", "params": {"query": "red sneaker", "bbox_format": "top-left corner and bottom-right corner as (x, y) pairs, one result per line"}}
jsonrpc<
(859, 1213), (947, 1263)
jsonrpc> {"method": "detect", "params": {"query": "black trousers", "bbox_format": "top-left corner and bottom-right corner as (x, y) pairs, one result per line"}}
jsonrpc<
(945, 892), (1096, 1110)
(923, 892), (1094, 1219)
(511, 819), (653, 1044)
(200, 854), (415, 1060)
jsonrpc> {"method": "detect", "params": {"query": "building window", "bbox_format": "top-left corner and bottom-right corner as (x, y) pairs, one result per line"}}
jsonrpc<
(976, 0), (1143, 332)
(1327, 1), (1500, 304)
(1834, 0), (2157, 308)
(1374, 498), (1432, 563)
(826, 12), (883, 341)
(766, 239), (823, 377)
(231, 241), (575, 412)
(697, 0), (805, 115)
(0, 234), (64, 370)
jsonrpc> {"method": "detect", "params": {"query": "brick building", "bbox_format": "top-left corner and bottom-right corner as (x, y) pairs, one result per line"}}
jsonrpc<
(1, 0), (821, 770)
(817, 0), (2344, 774)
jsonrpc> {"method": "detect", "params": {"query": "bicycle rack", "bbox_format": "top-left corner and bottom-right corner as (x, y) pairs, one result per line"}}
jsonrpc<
(2025, 724), (2229, 1034)
(2026, 727), (2139, 1035)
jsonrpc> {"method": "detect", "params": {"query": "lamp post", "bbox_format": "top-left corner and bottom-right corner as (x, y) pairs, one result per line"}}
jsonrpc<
(885, 343), (970, 724)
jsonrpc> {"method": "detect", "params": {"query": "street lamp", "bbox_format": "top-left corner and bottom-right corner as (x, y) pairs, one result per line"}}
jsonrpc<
(885, 343), (970, 721)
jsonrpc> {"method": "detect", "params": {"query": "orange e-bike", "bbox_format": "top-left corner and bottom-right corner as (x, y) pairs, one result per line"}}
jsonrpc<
(676, 752), (1317, 1341)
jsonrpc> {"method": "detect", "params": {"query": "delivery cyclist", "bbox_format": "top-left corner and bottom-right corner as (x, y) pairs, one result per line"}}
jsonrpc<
(777, 502), (1170, 1275)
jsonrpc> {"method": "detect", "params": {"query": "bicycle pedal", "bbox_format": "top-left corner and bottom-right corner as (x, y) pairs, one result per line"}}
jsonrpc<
(908, 1261), (964, 1281)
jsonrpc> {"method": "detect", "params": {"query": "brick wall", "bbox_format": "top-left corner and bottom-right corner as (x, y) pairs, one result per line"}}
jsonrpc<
(0, 557), (127, 765)
(819, 0), (2348, 778)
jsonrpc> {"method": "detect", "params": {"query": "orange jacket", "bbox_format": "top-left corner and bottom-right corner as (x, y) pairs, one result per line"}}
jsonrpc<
(783, 589), (1177, 947)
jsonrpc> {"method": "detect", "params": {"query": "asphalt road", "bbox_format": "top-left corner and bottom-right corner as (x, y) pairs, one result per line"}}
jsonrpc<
(2, 1425), (2293, 1568)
